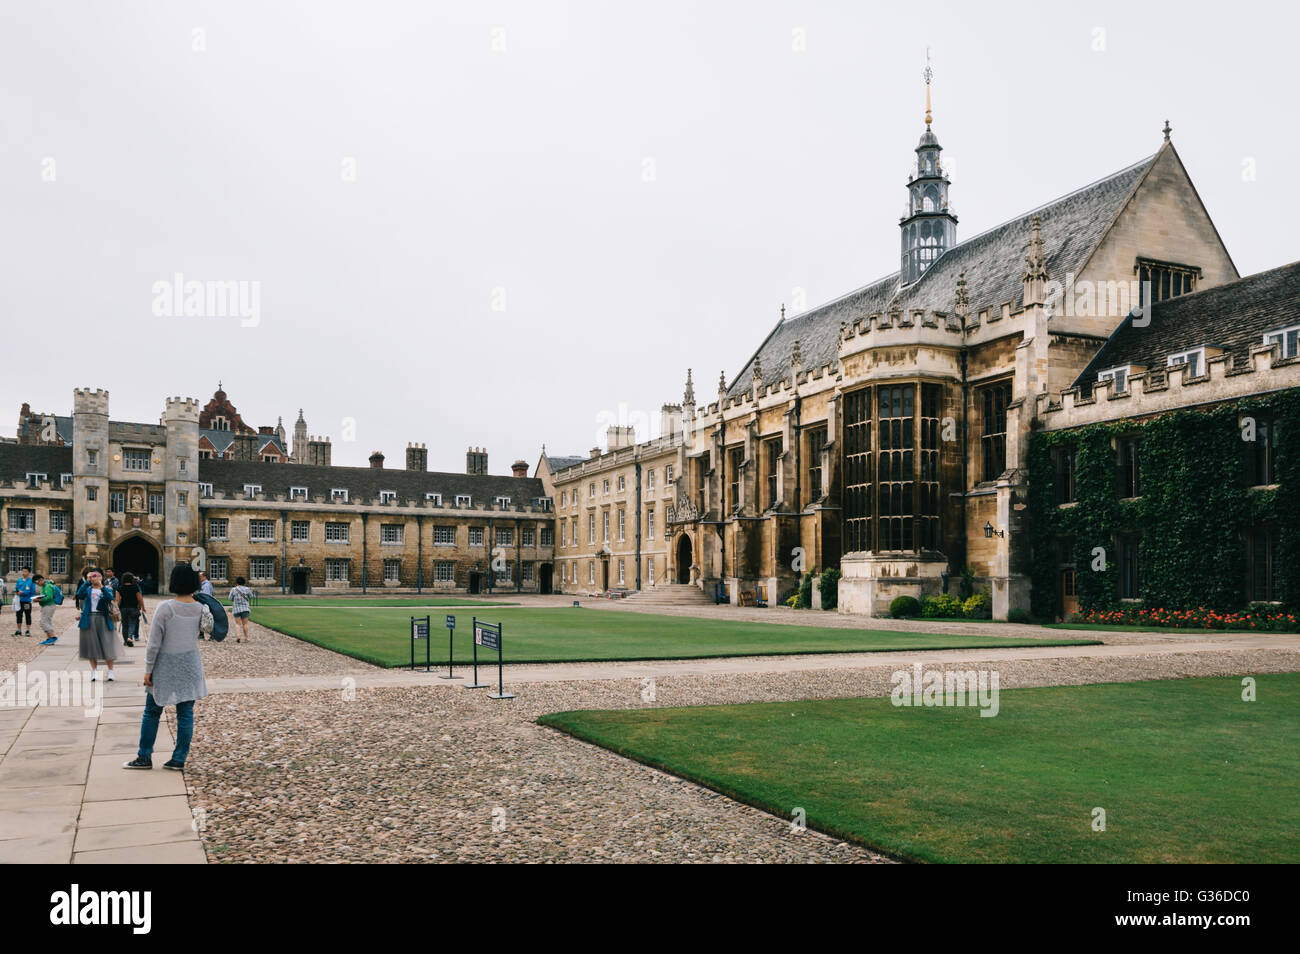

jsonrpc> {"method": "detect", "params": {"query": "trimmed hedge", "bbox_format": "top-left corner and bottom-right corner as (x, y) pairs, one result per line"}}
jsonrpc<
(890, 595), (921, 619)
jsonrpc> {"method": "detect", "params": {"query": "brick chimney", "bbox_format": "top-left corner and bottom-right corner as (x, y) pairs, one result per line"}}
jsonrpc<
(406, 442), (427, 471)
(369, 450), (385, 469)
(511, 459), (528, 478)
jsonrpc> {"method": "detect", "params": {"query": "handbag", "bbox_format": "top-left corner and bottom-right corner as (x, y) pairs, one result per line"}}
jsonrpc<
(199, 604), (215, 635)
(106, 594), (122, 623)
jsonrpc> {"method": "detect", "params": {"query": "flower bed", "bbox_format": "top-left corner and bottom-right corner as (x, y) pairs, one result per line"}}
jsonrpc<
(1077, 606), (1297, 632)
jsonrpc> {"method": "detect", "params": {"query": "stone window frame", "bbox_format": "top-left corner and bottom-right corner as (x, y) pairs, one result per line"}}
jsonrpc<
(123, 447), (152, 473)
(7, 509), (36, 532)
(383, 559), (401, 582)
(432, 526), (456, 546)
(468, 526), (485, 546)
(380, 524), (404, 545)
(209, 518), (229, 541)
(324, 522), (351, 543)
(249, 556), (276, 581)
(291, 520), (310, 542)
(49, 510), (68, 533)
(249, 519), (276, 542)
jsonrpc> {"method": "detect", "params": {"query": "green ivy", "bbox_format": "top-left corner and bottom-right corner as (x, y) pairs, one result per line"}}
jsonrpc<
(1028, 389), (1300, 618)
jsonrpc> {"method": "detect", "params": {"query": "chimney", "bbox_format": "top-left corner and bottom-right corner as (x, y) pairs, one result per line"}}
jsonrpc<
(660, 404), (682, 438)
(466, 446), (488, 475)
(589, 447), (601, 459)
(369, 450), (385, 469)
(406, 442), (427, 471)
(606, 425), (635, 450)
(511, 459), (528, 478)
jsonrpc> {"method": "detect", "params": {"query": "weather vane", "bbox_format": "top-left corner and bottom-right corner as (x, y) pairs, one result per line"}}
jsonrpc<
(923, 48), (933, 127)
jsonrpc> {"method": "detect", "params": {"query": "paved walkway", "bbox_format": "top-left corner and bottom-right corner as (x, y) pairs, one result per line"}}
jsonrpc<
(0, 617), (205, 864)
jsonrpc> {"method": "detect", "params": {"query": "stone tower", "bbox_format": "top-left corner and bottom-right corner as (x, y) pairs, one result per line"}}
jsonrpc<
(899, 60), (957, 285)
(164, 397), (201, 581)
(292, 409), (307, 463)
(71, 388), (110, 573)
(467, 446), (488, 475)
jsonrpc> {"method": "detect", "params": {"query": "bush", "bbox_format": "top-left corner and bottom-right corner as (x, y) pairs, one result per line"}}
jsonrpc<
(778, 585), (799, 607)
(818, 568), (841, 610)
(796, 571), (814, 609)
(922, 593), (964, 618)
(958, 566), (977, 601)
(962, 591), (992, 619)
(1006, 608), (1033, 624)
(890, 595), (921, 619)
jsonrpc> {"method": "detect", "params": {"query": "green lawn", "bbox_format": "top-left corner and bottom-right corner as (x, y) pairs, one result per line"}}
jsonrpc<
(540, 674), (1300, 863)
(250, 605), (1100, 667)
(218, 597), (517, 608)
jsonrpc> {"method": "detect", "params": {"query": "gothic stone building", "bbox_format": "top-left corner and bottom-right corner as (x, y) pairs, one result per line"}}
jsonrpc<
(634, 102), (1253, 618)
(1, 389), (556, 595)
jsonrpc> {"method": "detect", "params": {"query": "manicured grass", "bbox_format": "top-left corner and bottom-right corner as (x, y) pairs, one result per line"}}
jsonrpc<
(218, 597), (517, 609)
(540, 674), (1300, 863)
(251, 605), (1100, 667)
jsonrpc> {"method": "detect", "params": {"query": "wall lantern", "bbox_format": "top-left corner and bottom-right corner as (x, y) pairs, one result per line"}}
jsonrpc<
(984, 521), (1005, 539)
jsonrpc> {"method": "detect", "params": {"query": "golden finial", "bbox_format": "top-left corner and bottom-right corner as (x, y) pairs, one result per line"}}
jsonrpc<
(923, 48), (933, 127)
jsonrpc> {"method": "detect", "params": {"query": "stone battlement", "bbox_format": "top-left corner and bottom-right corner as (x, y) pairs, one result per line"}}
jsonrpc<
(1037, 343), (1300, 430)
(72, 388), (110, 415)
(164, 397), (201, 422)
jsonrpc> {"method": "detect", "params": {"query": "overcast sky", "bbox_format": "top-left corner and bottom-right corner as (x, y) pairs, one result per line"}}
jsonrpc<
(2, 0), (1294, 471)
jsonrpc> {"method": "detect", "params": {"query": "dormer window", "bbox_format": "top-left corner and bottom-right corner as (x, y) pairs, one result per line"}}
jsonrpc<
(456, 494), (471, 507)
(1097, 367), (1129, 394)
(25, 472), (47, 489)
(1136, 258), (1200, 305)
(243, 483), (262, 497)
(290, 486), (307, 501)
(495, 496), (511, 508)
(1167, 348), (1205, 378)
(1264, 325), (1300, 359)
(425, 493), (442, 504)
(60, 473), (72, 488)
(331, 488), (349, 503)
(199, 482), (213, 498)
(379, 490), (396, 504)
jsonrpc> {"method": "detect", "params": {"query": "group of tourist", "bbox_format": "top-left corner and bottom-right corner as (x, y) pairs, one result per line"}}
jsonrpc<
(4, 561), (258, 772)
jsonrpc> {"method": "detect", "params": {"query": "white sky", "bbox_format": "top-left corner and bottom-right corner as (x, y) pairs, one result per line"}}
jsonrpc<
(2, 0), (1294, 470)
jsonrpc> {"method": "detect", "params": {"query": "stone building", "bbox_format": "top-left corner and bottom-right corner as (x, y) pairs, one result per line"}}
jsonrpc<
(539, 404), (687, 595)
(649, 82), (1258, 617)
(1, 389), (555, 595)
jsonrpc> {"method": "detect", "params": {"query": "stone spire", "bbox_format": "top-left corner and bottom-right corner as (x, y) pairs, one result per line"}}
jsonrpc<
(954, 269), (970, 326)
(718, 370), (727, 399)
(899, 53), (957, 286)
(1022, 214), (1049, 306)
(683, 368), (695, 406)
(791, 339), (802, 373)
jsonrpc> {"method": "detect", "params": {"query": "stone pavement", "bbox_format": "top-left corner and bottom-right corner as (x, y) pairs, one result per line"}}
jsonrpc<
(0, 617), (205, 864)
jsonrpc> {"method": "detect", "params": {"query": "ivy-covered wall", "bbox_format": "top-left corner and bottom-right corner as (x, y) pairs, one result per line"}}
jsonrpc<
(1028, 389), (1300, 618)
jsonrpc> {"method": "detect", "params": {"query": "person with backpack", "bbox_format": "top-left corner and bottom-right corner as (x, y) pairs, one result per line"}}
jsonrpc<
(229, 577), (253, 642)
(123, 563), (210, 772)
(13, 568), (37, 637)
(33, 574), (63, 645)
(76, 568), (120, 681)
(118, 572), (145, 648)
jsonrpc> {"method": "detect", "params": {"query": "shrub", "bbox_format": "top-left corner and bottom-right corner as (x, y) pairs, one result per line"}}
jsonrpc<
(1006, 607), (1033, 624)
(818, 568), (841, 610)
(890, 595), (921, 619)
(795, 571), (814, 609)
(778, 585), (799, 607)
(958, 566), (977, 601)
(962, 591), (992, 619)
(922, 593), (964, 618)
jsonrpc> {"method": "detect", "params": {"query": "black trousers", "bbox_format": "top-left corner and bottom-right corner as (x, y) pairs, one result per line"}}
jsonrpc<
(15, 602), (32, 627)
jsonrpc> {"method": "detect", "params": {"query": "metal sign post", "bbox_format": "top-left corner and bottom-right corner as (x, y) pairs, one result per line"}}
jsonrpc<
(439, 614), (462, 680)
(465, 616), (490, 689)
(410, 615), (431, 672)
(474, 619), (513, 700)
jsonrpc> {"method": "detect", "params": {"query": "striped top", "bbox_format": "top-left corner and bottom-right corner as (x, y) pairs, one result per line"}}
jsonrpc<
(230, 585), (252, 614)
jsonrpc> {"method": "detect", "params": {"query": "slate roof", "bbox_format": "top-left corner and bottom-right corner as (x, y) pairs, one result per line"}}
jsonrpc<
(1074, 260), (1300, 387)
(17, 414), (72, 444)
(0, 444), (74, 486)
(545, 455), (586, 472)
(728, 154), (1157, 397)
(111, 421), (168, 445)
(196, 458), (548, 507)
(199, 429), (288, 457)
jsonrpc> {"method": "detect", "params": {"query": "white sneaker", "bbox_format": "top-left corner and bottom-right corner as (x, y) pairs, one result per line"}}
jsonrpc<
(90, 673), (98, 682)
(106, 672), (115, 682)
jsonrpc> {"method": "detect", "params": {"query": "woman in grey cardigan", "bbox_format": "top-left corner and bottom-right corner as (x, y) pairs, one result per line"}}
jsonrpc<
(123, 563), (209, 771)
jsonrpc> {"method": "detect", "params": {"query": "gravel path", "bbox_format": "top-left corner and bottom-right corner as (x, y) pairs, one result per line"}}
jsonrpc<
(0, 602), (80, 671)
(183, 642), (1299, 864)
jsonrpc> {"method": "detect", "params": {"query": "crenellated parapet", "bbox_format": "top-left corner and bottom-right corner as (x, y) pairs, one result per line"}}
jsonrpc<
(1036, 344), (1300, 431)
(164, 396), (201, 423)
(73, 388), (110, 417)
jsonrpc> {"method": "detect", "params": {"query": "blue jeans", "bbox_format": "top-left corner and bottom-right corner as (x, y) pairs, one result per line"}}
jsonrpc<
(122, 612), (140, 642)
(137, 692), (195, 765)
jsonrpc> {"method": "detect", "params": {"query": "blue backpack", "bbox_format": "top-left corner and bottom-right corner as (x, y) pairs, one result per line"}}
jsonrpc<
(50, 586), (64, 606)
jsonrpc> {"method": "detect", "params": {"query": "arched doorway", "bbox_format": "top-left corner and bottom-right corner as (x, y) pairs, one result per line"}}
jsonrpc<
(111, 534), (160, 588)
(538, 563), (553, 595)
(675, 534), (692, 584)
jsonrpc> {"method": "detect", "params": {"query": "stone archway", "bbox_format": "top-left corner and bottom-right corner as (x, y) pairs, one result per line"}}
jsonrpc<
(111, 533), (161, 587)
(675, 533), (693, 584)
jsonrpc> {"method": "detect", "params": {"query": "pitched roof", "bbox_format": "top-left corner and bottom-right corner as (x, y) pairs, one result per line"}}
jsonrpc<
(0, 444), (74, 485)
(728, 153), (1157, 397)
(544, 455), (586, 471)
(1074, 260), (1300, 386)
(196, 458), (548, 507)
(17, 414), (72, 444)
